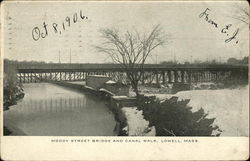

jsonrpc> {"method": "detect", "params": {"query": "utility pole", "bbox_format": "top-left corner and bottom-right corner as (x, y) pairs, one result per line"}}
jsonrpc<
(70, 48), (71, 64)
(59, 50), (61, 63)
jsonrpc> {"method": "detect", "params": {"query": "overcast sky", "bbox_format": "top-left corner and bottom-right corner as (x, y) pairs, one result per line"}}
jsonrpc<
(2, 1), (249, 63)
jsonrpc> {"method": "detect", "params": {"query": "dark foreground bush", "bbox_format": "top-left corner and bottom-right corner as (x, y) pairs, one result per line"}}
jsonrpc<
(4, 82), (25, 111)
(3, 61), (25, 111)
(137, 95), (221, 136)
(4, 126), (12, 135)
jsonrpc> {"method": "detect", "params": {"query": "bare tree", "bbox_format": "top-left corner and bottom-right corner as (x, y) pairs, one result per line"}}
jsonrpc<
(96, 25), (167, 96)
(231, 5), (249, 28)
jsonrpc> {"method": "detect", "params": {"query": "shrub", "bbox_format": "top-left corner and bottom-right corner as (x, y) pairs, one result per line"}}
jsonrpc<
(137, 95), (221, 136)
(3, 62), (24, 110)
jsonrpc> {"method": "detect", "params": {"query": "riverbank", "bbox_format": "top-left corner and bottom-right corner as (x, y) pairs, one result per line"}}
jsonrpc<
(4, 85), (25, 135)
(52, 81), (129, 136)
(51, 81), (248, 136)
(122, 107), (156, 136)
(3, 86), (25, 111)
(139, 85), (249, 136)
(5, 81), (248, 136)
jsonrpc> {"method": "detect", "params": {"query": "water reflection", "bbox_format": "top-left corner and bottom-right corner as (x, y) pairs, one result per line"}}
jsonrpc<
(16, 97), (87, 113)
(4, 83), (116, 136)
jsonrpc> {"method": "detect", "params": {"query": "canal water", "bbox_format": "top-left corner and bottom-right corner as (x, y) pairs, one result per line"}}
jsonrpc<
(4, 83), (117, 136)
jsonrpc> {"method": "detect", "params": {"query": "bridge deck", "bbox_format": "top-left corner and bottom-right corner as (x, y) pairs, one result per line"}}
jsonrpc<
(8, 63), (248, 84)
(14, 63), (248, 73)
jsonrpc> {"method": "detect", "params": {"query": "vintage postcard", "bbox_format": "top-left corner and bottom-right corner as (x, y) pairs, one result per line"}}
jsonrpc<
(0, 0), (249, 160)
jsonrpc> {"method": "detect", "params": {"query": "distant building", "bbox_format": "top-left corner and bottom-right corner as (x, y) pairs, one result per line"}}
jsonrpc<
(86, 75), (129, 96)
(86, 75), (111, 89)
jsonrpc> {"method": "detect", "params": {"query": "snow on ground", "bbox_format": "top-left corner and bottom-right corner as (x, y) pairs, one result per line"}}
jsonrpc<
(129, 84), (172, 97)
(139, 85), (172, 94)
(130, 82), (228, 97)
(105, 80), (116, 84)
(112, 95), (128, 99)
(129, 90), (137, 97)
(122, 107), (156, 136)
(145, 85), (249, 136)
(191, 82), (220, 90)
(176, 85), (249, 136)
(84, 85), (97, 91)
(99, 88), (115, 96)
(68, 81), (86, 85)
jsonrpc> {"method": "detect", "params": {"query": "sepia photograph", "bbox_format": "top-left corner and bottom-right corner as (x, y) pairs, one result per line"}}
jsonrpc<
(1, 1), (249, 160)
(2, 0), (249, 138)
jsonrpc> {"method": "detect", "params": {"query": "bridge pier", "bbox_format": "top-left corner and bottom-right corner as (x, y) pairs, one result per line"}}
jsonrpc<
(189, 72), (191, 83)
(141, 72), (145, 85)
(155, 71), (159, 84)
(167, 71), (171, 83)
(162, 71), (165, 84)
(174, 71), (178, 83)
(181, 70), (185, 83)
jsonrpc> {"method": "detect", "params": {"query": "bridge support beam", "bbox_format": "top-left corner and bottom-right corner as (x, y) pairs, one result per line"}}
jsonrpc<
(162, 71), (165, 84)
(174, 71), (178, 83)
(181, 71), (185, 83)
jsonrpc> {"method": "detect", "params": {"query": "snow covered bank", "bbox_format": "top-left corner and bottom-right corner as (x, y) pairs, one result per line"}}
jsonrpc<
(122, 107), (156, 136)
(191, 82), (222, 90)
(146, 85), (249, 136)
(68, 81), (86, 85)
(129, 84), (173, 97)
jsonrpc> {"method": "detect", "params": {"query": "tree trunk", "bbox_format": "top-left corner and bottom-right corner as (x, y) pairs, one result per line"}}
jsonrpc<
(131, 80), (139, 96)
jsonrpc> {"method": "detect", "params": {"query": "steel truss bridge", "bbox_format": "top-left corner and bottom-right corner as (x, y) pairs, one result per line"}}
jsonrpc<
(15, 63), (248, 84)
